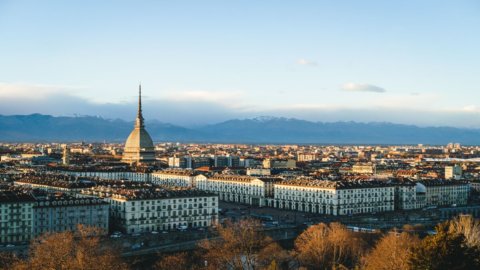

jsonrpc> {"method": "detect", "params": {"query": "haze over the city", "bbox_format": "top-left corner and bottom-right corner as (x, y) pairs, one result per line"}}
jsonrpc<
(1, 1), (480, 127)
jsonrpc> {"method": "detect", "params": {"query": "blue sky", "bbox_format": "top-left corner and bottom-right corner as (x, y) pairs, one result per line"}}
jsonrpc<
(1, 1), (480, 127)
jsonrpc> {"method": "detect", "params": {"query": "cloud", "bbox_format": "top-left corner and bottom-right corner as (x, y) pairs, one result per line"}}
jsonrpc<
(341, 82), (386, 93)
(2, 81), (480, 128)
(296, 58), (317, 66)
(0, 82), (83, 100)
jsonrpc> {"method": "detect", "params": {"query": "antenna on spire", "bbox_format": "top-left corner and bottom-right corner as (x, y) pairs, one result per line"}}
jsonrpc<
(136, 83), (144, 128)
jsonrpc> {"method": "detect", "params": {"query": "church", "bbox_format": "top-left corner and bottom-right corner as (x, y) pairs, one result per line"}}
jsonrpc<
(122, 85), (156, 165)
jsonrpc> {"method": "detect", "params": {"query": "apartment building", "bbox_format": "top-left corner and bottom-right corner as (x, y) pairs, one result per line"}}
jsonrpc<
(33, 193), (109, 236)
(196, 175), (282, 207)
(0, 190), (35, 244)
(416, 180), (469, 208)
(273, 179), (395, 216)
(83, 186), (218, 234)
(151, 169), (204, 187)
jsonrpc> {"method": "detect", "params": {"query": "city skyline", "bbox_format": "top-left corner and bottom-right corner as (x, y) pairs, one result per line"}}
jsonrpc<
(1, 1), (480, 127)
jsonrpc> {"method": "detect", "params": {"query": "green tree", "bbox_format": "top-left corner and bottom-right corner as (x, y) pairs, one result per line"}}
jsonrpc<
(409, 222), (480, 270)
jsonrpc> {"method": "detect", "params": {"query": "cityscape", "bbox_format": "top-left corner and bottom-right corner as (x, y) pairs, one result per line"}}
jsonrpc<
(1, 1), (480, 270)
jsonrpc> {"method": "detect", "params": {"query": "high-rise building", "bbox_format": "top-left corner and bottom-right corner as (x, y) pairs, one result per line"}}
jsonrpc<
(445, 164), (462, 180)
(122, 85), (156, 165)
(62, 145), (70, 165)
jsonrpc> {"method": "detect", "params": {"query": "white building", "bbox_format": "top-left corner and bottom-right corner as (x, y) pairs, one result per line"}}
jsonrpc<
(392, 180), (418, 210)
(82, 186), (218, 234)
(196, 175), (282, 207)
(62, 171), (151, 182)
(0, 190), (35, 244)
(415, 180), (469, 208)
(272, 179), (395, 216)
(33, 194), (109, 236)
(151, 169), (203, 187)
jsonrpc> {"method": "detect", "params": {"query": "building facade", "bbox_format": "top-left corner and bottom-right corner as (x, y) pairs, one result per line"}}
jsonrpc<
(416, 180), (469, 208)
(83, 187), (218, 234)
(0, 190), (35, 244)
(33, 194), (109, 236)
(272, 180), (395, 216)
(196, 175), (281, 207)
(151, 169), (202, 187)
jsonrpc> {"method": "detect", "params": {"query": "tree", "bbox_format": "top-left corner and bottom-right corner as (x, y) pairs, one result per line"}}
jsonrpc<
(409, 222), (480, 270)
(362, 231), (419, 270)
(295, 222), (366, 270)
(198, 218), (286, 270)
(448, 215), (480, 249)
(257, 242), (292, 270)
(154, 252), (190, 270)
(0, 252), (20, 270)
(12, 225), (127, 270)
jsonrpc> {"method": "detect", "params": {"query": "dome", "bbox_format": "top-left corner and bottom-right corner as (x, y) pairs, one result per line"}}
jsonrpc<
(124, 127), (154, 151)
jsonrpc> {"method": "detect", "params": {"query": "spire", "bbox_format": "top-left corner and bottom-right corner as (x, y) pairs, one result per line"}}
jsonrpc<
(135, 84), (144, 128)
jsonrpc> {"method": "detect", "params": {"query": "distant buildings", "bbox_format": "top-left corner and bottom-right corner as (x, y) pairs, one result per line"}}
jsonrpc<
(262, 158), (296, 169)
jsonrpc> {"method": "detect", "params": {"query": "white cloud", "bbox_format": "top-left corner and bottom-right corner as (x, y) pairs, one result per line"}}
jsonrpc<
(0, 82), (84, 99)
(341, 82), (386, 93)
(296, 58), (317, 66)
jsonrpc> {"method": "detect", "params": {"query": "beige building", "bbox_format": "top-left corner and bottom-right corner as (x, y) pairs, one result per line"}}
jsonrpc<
(297, 153), (320, 162)
(445, 165), (462, 180)
(352, 164), (374, 174)
(263, 158), (296, 169)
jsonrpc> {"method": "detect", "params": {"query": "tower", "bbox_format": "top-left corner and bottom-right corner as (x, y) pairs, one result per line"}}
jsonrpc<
(62, 145), (70, 165)
(122, 85), (156, 165)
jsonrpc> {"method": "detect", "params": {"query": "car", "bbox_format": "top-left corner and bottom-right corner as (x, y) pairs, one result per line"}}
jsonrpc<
(6, 244), (15, 248)
(162, 231), (169, 234)
(151, 231), (159, 234)
(110, 234), (122, 238)
(131, 243), (142, 250)
(132, 233), (141, 237)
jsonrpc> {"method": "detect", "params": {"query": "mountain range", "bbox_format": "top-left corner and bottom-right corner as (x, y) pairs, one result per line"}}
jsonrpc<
(1, 114), (479, 145)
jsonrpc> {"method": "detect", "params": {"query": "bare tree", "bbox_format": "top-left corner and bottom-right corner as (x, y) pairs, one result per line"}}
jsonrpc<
(12, 225), (127, 270)
(448, 215), (480, 248)
(198, 218), (284, 270)
(154, 252), (190, 270)
(295, 222), (365, 270)
(362, 231), (419, 270)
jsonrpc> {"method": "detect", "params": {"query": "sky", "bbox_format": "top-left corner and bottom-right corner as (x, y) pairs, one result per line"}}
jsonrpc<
(1, 1), (480, 127)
